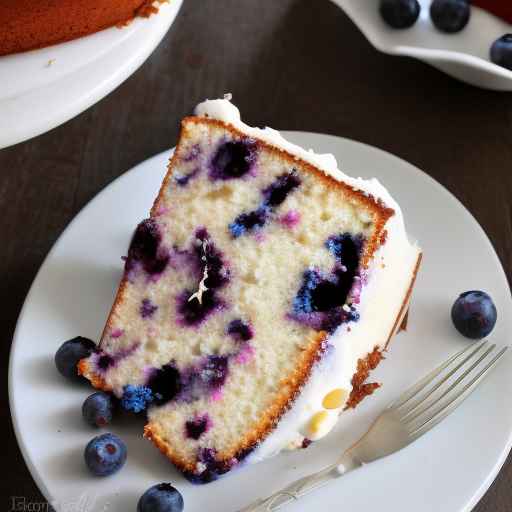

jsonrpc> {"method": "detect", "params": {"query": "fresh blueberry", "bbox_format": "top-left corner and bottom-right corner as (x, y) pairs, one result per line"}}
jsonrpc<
(137, 483), (184, 512)
(84, 433), (127, 476)
(430, 0), (470, 33)
(82, 392), (114, 427)
(54, 336), (96, 382)
(451, 291), (497, 339)
(490, 34), (512, 71)
(380, 0), (421, 29)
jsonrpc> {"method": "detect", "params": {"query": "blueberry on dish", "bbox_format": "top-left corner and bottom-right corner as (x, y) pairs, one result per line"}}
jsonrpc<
(84, 433), (127, 476)
(490, 34), (512, 71)
(82, 392), (114, 428)
(451, 290), (497, 339)
(430, 0), (470, 34)
(137, 483), (184, 512)
(54, 336), (96, 382)
(380, 0), (421, 29)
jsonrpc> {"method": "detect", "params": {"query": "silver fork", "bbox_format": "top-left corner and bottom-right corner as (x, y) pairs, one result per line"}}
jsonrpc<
(240, 341), (508, 512)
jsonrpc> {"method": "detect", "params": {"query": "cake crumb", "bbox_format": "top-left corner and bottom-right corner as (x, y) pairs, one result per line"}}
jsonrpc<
(345, 347), (383, 409)
(45, 59), (55, 67)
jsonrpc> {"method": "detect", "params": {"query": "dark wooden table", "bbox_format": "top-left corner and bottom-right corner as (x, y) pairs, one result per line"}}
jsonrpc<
(2, 0), (511, 510)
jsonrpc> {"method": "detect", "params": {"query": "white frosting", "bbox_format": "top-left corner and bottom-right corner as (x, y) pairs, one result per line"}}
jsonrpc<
(195, 97), (400, 210)
(195, 97), (421, 462)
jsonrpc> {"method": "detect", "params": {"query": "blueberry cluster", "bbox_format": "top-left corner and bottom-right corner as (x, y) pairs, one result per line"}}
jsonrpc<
(379, 0), (512, 69)
(380, 0), (470, 33)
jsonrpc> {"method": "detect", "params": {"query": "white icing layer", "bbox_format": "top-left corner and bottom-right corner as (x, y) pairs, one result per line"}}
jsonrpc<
(195, 97), (421, 462)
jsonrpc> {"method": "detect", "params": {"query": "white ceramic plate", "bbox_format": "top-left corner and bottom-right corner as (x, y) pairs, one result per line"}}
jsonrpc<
(9, 133), (512, 512)
(332, 0), (512, 90)
(0, 0), (183, 150)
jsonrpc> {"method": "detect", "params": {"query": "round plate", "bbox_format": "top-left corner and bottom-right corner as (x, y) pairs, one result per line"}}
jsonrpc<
(0, 0), (183, 150)
(9, 133), (512, 512)
(332, 0), (512, 91)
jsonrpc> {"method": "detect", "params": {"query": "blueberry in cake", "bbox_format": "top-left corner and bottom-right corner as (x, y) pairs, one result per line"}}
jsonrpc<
(79, 97), (421, 482)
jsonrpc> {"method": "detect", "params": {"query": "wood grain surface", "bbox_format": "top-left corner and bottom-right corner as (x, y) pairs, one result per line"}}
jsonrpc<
(1, 0), (511, 510)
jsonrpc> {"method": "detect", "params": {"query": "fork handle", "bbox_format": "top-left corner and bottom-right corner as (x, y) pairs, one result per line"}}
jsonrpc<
(239, 451), (361, 511)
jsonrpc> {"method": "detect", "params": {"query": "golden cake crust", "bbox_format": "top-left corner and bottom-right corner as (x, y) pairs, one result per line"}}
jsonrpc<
(0, 0), (160, 56)
(144, 330), (328, 473)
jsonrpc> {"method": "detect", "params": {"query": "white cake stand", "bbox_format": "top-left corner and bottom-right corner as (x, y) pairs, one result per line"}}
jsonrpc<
(0, 0), (183, 149)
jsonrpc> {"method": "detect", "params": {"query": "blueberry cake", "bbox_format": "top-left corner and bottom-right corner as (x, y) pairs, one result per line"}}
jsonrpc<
(79, 97), (421, 482)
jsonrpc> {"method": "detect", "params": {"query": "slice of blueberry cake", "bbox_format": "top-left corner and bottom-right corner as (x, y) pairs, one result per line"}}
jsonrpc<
(79, 97), (421, 482)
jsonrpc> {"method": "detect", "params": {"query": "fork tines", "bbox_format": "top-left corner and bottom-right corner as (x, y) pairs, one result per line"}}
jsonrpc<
(388, 341), (508, 439)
